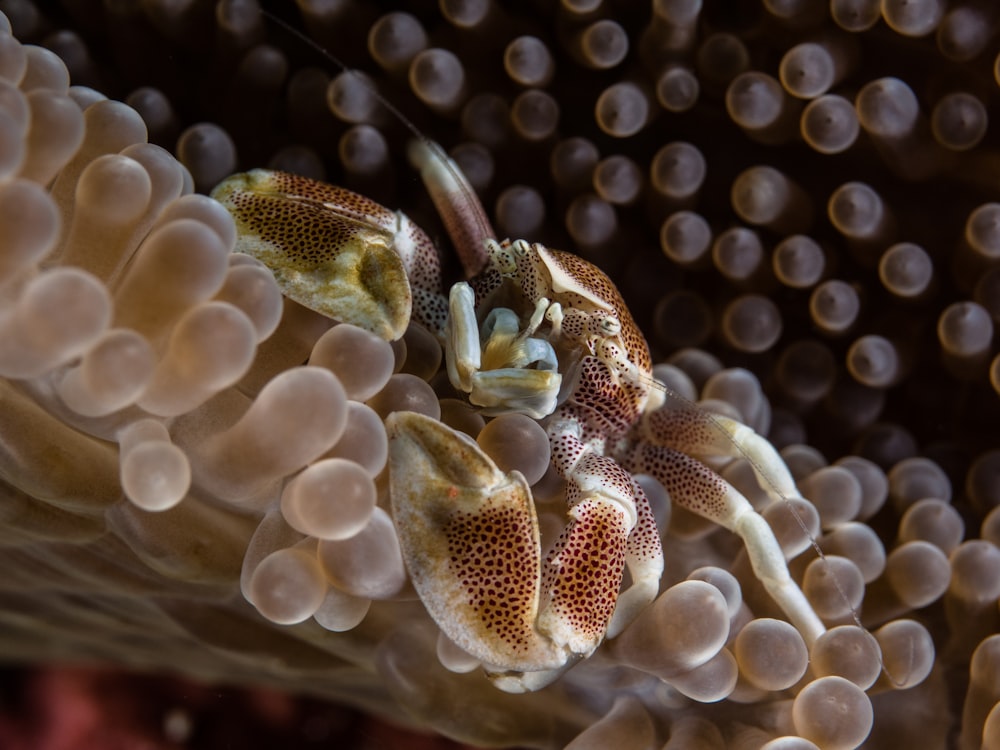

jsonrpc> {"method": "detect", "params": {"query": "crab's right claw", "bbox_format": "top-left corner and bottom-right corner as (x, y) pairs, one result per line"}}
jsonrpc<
(212, 169), (426, 340)
(386, 411), (564, 673)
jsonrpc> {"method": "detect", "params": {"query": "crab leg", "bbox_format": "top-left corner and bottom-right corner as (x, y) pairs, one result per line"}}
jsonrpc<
(627, 442), (826, 646)
(643, 405), (804, 507)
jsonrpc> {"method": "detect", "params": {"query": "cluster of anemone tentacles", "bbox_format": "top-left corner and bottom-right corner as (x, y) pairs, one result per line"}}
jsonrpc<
(2, 0), (1000, 748)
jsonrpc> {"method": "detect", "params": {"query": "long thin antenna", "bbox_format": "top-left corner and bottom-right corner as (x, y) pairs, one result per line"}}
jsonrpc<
(260, 10), (424, 147)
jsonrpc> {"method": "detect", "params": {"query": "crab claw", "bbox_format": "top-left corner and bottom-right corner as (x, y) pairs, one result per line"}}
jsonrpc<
(212, 169), (436, 340)
(386, 411), (566, 674)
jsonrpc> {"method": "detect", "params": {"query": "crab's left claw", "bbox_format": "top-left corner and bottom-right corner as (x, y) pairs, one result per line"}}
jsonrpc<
(212, 170), (447, 340)
(386, 411), (566, 674)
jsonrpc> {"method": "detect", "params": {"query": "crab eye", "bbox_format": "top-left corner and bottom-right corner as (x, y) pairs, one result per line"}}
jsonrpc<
(600, 316), (621, 336)
(488, 240), (518, 273)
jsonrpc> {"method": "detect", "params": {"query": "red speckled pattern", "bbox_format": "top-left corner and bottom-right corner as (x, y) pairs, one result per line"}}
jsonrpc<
(625, 480), (664, 568)
(629, 442), (733, 520)
(539, 247), (650, 375)
(214, 169), (448, 336)
(445, 503), (541, 659)
(220, 170), (406, 268)
(562, 357), (647, 438)
(538, 497), (628, 653)
(642, 401), (738, 456)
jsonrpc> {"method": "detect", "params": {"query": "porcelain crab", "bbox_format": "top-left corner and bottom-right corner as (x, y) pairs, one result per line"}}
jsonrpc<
(212, 140), (827, 692)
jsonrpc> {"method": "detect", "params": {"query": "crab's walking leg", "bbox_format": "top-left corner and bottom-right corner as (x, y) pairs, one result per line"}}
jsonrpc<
(640, 406), (831, 643)
(644, 406), (804, 507)
(628, 443), (826, 646)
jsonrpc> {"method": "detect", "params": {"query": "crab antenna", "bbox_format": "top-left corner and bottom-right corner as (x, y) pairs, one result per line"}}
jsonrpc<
(260, 10), (495, 278)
